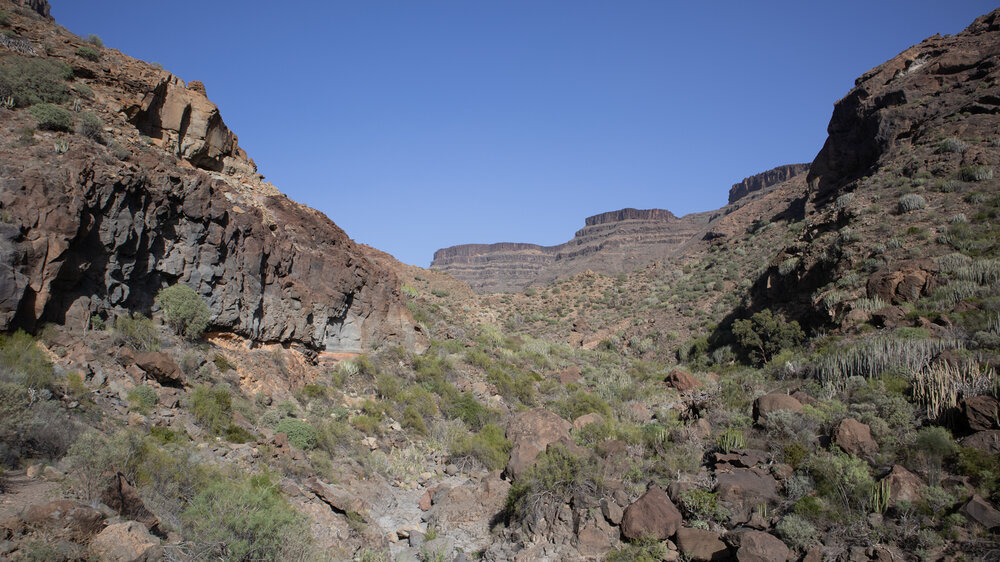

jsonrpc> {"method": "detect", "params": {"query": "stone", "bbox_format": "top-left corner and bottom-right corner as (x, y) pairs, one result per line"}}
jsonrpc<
(418, 488), (433, 511)
(692, 418), (712, 439)
(101, 471), (162, 534)
(557, 366), (583, 384)
(445, 463), (459, 475)
(25, 464), (42, 479)
(426, 472), (510, 555)
(665, 369), (702, 392)
(790, 391), (818, 406)
(675, 527), (730, 561)
(505, 408), (572, 478)
(714, 450), (767, 469)
(621, 486), (682, 540)
(596, 439), (627, 459)
(715, 469), (780, 522)
(752, 394), (802, 422)
(600, 497), (623, 525)
(23, 500), (104, 541)
(961, 430), (1000, 454)
(40, 465), (63, 481)
(733, 530), (790, 562)
(89, 521), (164, 562)
(883, 465), (923, 505)
(573, 412), (604, 430)
(575, 514), (619, 557)
(960, 494), (1000, 530)
(962, 395), (1000, 431)
(133, 352), (185, 386)
(832, 417), (878, 457)
(865, 260), (937, 305)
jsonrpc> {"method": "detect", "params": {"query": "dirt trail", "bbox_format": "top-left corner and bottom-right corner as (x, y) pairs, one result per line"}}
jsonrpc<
(0, 470), (60, 519)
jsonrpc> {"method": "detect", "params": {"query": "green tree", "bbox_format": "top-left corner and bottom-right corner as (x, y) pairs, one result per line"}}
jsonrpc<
(732, 309), (805, 365)
(156, 284), (211, 339)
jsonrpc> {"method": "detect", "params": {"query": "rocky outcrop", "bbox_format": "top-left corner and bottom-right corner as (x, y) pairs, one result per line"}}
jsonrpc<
(621, 486), (682, 540)
(505, 408), (571, 478)
(432, 208), (710, 292)
(807, 10), (1000, 206)
(728, 164), (810, 204)
(10, 0), (50, 19)
(89, 521), (164, 562)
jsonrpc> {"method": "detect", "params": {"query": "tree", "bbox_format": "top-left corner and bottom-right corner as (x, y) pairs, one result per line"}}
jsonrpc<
(732, 309), (804, 365)
(156, 284), (211, 339)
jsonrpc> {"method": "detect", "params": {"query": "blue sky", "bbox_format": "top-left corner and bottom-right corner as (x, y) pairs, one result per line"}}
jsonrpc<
(51, 1), (997, 266)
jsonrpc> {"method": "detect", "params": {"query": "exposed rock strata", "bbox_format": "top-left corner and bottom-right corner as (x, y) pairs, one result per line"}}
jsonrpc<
(728, 163), (810, 204)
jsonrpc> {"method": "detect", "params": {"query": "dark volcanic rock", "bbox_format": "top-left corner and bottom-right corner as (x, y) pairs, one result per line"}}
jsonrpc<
(728, 164), (810, 204)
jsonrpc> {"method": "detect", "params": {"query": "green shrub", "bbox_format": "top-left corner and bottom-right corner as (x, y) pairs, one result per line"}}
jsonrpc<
(442, 391), (496, 430)
(86, 34), (103, 47)
(72, 83), (94, 99)
(0, 330), (54, 388)
(402, 405), (428, 435)
(898, 193), (927, 213)
(732, 309), (804, 365)
(275, 418), (318, 450)
(449, 424), (510, 470)
(75, 46), (100, 61)
(808, 452), (874, 512)
(505, 444), (604, 520)
(77, 111), (102, 141)
(0, 381), (29, 440)
(938, 138), (967, 154)
(556, 389), (612, 421)
(960, 165), (994, 182)
(606, 538), (670, 562)
(28, 103), (72, 131)
(212, 353), (234, 372)
(0, 56), (72, 107)
(190, 385), (232, 434)
(775, 513), (817, 551)
(678, 488), (729, 523)
(182, 473), (311, 560)
(0, 10), (8, 26)
(127, 385), (158, 414)
(156, 284), (211, 339)
(113, 313), (161, 352)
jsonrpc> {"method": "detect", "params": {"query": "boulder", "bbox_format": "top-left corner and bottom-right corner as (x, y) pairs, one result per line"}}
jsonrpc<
(715, 469), (780, 522)
(133, 352), (185, 386)
(621, 486), (682, 540)
(557, 366), (583, 384)
(832, 418), (878, 457)
(733, 530), (791, 562)
(426, 472), (510, 555)
(962, 395), (1000, 431)
(665, 369), (702, 392)
(753, 394), (802, 422)
(505, 408), (572, 478)
(882, 465), (924, 505)
(675, 527), (730, 561)
(573, 413), (604, 431)
(101, 472), (162, 534)
(23, 500), (104, 541)
(89, 521), (164, 562)
(600, 497), (623, 525)
(575, 514), (619, 557)
(960, 495), (1000, 530)
(866, 260), (937, 305)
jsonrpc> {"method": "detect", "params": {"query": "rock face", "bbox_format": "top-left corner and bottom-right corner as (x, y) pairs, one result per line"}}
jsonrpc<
(728, 164), (810, 204)
(10, 0), (51, 19)
(962, 395), (1000, 431)
(505, 408), (572, 478)
(807, 9), (1000, 206)
(431, 208), (711, 293)
(89, 521), (164, 562)
(0, 64), (424, 353)
(426, 473), (510, 554)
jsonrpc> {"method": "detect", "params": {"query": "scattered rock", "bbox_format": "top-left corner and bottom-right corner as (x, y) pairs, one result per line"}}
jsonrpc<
(960, 494), (1000, 530)
(418, 488), (433, 511)
(692, 418), (712, 439)
(882, 465), (924, 505)
(25, 464), (42, 479)
(101, 471), (162, 534)
(621, 486), (682, 540)
(753, 394), (802, 422)
(89, 521), (164, 562)
(23, 500), (105, 541)
(675, 527), (730, 561)
(732, 530), (790, 562)
(832, 418), (878, 457)
(961, 430), (1000, 454)
(790, 391), (817, 406)
(573, 412), (604, 431)
(962, 395), (1000, 431)
(866, 260), (937, 305)
(715, 469), (780, 523)
(505, 408), (571, 478)
(714, 450), (767, 469)
(665, 369), (702, 392)
(133, 352), (185, 387)
(557, 366), (583, 384)
(600, 497), (623, 525)
(426, 472), (510, 554)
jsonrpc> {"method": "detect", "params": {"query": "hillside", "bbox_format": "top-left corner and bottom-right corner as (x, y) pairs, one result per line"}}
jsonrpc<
(0, 2), (999, 562)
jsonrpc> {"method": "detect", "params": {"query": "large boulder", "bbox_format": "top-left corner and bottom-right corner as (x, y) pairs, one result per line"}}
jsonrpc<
(426, 472), (510, 554)
(133, 352), (184, 387)
(753, 394), (802, 423)
(621, 486), (682, 540)
(866, 261), (937, 305)
(882, 465), (924, 505)
(961, 430), (1000, 454)
(832, 418), (878, 457)
(23, 500), (104, 541)
(733, 530), (791, 562)
(715, 469), (780, 523)
(962, 395), (1000, 431)
(89, 521), (164, 562)
(505, 408), (572, 478)
(665, 369), (702, 392)
(675, 527), (731, 561)
(960, 495), (1000, 530)
(101, 472), (162, 534)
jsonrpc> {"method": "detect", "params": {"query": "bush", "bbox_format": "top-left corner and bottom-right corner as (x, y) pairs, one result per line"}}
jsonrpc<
(77, 111), (102, 142)
(182, 473), (311, 560)
(28, 103), (72, 131)
(127, 385), (158, 414)
(0, 55), (72, 107)
(113, 312), (161, 352)
(505, 444), (604, 520)
(189, 385), (232, 434)
(937, 138), (967, 154)
(275, 418), (318, 450)
(86, 34), (103, 47)
(0, 330), (54, 388)
(678, 489), (729, 523)
(775, 513), (817, 551)
(898, 193), (927, 213)
(0, 10), (8, 27)
(449, 424), (511, 470)
(732, 309), (805, 365)
(0, 382), (29, 441)
(808, 451), (874, 512)
(156, 284), (211, 339)
(75, 46), (100, 61)
(960, 165), (994, 182)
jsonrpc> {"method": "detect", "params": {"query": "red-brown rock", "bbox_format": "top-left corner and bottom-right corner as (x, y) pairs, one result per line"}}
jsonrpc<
(505, 408), (572, 478)
(866, 261), (937, 305)
(101, 472), (161, 534)
(961, 430), (1000, 454)
(716, 469), (780, 522)
(833, 418), (878, 457)
(734, 530), (791, 562)
(23, 500), (104, 541)
(753, 393), (803, 422)
(675, 527), (730, 561)
(621, 486), (682, 540)
(89, 521), (164, 562)
(665, 369), (702, 392)
(557, 366), (583, 384)
(133, 352), (184, 386)
(883, 465), (924, 505)
(962, 395), (1000, 431)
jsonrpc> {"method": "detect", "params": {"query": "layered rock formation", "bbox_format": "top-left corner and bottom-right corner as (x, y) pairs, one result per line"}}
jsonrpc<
(431, 208), (711, 292)
(0, 1), (424, 352)
(728, 163), (810, 204)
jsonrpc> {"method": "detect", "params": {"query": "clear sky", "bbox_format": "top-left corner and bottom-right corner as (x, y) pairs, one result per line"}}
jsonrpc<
(50, 1), (997, 266)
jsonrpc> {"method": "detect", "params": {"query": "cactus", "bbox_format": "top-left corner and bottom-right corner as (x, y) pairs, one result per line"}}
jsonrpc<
(53, 139), (68, 154)
(717, 429), (747, 453)
(869, 479), (890, 514)
(1, 95), (13, 109)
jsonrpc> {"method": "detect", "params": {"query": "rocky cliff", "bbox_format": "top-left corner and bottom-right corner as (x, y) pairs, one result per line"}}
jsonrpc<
(0, 0), (424, 352)
(728, 163), (810, 204)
